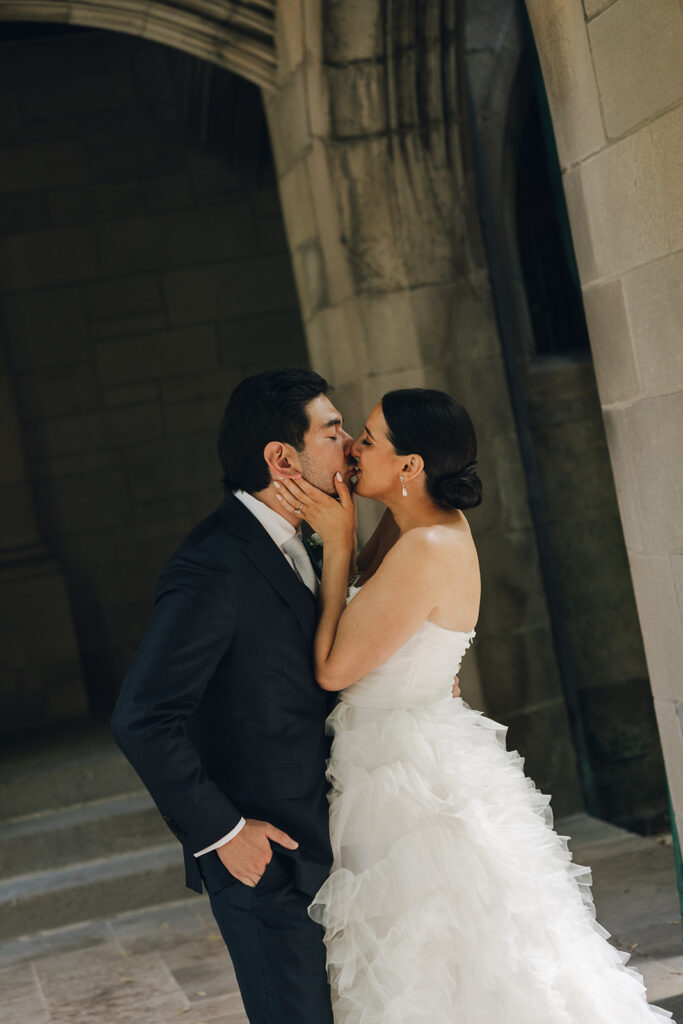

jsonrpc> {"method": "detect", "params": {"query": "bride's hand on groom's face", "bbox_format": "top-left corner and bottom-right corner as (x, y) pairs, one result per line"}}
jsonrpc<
(274, 473), (355, 545)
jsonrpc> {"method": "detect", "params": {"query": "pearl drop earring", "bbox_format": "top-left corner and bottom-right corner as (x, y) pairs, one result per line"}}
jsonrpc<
(400, 475), (408, 497)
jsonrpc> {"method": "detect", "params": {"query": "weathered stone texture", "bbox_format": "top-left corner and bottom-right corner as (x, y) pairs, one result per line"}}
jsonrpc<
(582, 0), (617, 16)
(579, 127), (670, 279)
(622, 251), (683, 396)
(267, 0), (588, 813)
(588, 0), (683, 138)
(291, 238), (329, 319)
(600, 406), (645, 552)
(650, 104), (683, 253)
(560, 167), (600, 283)
(525, 0), (605, 167)
(581, 279), (640, 404)
(521, 354), (659, 825)
(266, 67), (311, 174)
(277, 160), (318, 249)
(653, 697), (683, 846)
(504, 699), (583, 813)
(625, 393), (683, 555)
(526, 0), (683, 836)
(327, 62), (388, 138)
(630, 555), (683, 705)
(324, 0), (384, 63)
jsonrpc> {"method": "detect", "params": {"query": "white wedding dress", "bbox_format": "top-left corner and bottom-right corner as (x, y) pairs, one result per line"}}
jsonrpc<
(308, 585), (673, 1023)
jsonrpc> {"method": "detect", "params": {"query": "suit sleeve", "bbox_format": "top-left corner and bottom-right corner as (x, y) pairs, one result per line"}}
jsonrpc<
(111, 563), (241, 853)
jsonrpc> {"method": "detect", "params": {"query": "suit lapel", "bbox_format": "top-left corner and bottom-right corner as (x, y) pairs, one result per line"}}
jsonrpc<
(219, 493), (317, 643)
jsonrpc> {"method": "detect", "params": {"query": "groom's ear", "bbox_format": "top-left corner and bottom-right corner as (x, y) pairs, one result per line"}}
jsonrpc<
(263, 441), (302, 480)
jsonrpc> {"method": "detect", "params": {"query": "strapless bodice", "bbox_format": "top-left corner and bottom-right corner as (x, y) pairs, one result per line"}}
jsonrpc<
(339, 585), (475, 710)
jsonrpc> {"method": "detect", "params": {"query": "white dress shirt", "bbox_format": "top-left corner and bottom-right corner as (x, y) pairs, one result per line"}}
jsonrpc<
(194, 489), (306, 858)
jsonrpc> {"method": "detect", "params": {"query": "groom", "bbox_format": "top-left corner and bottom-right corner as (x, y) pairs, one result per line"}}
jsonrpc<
(112, 368), (351, 1023)
(112, 368), (462, 1024)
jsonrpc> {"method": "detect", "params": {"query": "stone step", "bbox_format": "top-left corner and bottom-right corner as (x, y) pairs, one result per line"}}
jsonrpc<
(0, 725), (144, 821)
(0, 843), (193, 942)
(0, 793), (170, 878)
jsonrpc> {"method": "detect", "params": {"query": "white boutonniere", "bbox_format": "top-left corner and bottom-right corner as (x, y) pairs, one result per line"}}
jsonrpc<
(304, 531), (324, 573)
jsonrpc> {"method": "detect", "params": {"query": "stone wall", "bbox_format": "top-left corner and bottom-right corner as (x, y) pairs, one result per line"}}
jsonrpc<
(467, 0), (667, 831)
(525, 0), (683, 835)
(1, 0), (678, 840)
(0, 340), (86, 734)
(0, 27), (307, 716)
(525, 361), (666, 828)
(268, 0), (584, 814)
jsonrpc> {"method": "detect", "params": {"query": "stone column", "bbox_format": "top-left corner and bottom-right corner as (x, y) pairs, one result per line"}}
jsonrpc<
(266, 0), (583, 813)
(0, 343), (86, 733)
(525, 0), (683, 834)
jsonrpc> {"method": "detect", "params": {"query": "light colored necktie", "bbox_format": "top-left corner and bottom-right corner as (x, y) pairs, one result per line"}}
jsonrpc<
(282, 534), (319, 597)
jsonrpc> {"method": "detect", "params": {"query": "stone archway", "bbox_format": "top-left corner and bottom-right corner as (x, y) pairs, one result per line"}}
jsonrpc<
(0, 14), (306, 729)
(0, 1), (277, 88)
(0, 9), (305, 941)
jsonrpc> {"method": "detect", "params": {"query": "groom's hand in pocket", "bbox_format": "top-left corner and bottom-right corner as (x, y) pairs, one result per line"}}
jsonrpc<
(216, 819), (298, 887)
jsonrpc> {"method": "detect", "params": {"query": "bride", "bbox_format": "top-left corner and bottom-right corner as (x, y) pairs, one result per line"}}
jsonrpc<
(275, 387), (672, 1023)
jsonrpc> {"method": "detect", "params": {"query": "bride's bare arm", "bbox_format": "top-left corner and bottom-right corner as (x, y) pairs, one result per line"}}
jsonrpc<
(275, 477), (456, 694)
(315, 529), (448, 691)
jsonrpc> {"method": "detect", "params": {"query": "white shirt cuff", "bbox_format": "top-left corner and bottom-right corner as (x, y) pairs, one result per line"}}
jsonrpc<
(194, 817), (246, 857)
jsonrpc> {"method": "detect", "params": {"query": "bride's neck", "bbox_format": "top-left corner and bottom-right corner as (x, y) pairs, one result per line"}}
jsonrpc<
(385, 494), (459, 534)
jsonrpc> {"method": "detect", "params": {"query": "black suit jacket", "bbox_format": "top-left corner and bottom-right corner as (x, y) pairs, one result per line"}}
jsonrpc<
(111, 493), (334, 896)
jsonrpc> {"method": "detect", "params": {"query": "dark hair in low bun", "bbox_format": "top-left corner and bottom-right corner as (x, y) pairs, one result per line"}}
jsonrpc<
(381, 388), (482, 511)
(430, 464), (482, 511)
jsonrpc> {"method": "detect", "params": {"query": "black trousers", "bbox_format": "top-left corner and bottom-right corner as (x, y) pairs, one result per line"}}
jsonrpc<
(204, 852), (334, 1024)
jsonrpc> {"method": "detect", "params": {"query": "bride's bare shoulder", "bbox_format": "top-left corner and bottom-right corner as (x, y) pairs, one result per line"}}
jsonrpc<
(403, 519), (472, 548)
(385, 521), (474, 569)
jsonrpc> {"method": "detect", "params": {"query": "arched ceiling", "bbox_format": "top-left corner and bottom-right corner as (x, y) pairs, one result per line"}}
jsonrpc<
(0, 1), (277, 89)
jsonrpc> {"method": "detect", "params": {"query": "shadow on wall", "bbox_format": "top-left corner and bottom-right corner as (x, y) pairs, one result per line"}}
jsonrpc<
(0, 23), (308, 719)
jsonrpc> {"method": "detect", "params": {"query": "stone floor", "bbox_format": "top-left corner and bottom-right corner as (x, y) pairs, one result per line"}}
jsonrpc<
(0, 813), (681, 1023)
(0, 899), (244, 1024)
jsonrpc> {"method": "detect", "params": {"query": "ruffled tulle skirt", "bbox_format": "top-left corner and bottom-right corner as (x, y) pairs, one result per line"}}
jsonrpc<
(308, 696), (673, 1023)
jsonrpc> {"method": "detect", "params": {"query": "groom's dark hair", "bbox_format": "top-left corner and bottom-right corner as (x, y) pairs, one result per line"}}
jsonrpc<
(218, 368), (329, 494)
